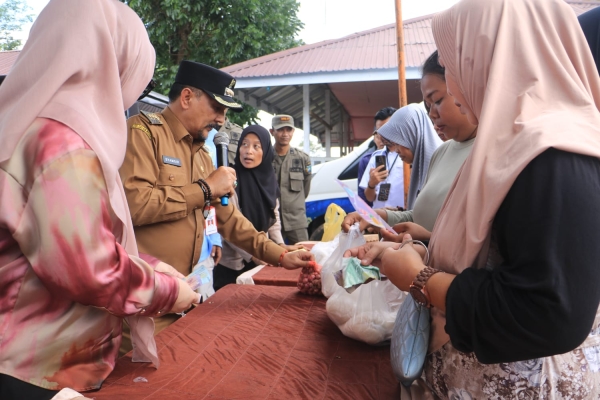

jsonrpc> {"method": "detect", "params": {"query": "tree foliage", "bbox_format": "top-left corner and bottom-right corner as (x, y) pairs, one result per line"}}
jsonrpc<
(0, 0), (32, 51)
(123, 0), (304, 125)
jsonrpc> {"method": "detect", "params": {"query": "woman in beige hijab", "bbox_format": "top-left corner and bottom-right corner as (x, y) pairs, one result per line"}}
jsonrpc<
(346, 0), (600, 397)
(0, 0), (199, 398)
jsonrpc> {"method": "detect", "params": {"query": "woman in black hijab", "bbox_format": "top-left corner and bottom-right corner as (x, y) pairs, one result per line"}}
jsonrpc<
(213, 125), (288, 290)
(579, 7), (600, 73)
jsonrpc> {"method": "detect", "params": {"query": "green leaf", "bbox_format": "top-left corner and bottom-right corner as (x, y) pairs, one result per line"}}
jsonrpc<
(122, 0), (304, 125)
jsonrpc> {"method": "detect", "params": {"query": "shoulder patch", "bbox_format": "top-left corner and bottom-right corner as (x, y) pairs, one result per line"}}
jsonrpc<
(140, 110), (163, 125)
(132, 124), (153, 140)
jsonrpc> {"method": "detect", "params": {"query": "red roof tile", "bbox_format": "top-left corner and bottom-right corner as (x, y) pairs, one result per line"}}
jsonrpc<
(222, 0), (600, 79)
(0, 51), (20, 75)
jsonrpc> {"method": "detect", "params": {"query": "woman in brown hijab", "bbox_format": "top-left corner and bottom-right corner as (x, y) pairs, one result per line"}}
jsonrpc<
(347, 0), (600, 397)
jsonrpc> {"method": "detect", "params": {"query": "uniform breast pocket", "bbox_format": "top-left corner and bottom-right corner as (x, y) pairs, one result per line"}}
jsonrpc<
(157, 167), (187, 187)
(289, 171), (305, 192)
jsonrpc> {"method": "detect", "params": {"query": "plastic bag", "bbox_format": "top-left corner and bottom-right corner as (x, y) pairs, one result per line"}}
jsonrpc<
(322, 203), (347, 242)
(321, 224), (406, 345)
(320, 224), (367, 298)
(297, 261), (322, 295)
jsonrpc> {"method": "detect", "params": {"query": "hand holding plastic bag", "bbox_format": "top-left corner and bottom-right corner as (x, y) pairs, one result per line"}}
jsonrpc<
(318, 224), (406, 344)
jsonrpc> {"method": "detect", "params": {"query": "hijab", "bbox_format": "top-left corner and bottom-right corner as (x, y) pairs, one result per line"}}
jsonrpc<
(0, 0), (154, 251)
(233, 125), (280, 233)
(579, 7), (600, 75)
(429, 0), (600, 272)
(376, 103), (442, 209)
(0, 0), (158, 363)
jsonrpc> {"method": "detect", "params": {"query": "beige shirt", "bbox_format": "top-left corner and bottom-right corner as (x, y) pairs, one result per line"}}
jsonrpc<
(120, 107), (284, 275)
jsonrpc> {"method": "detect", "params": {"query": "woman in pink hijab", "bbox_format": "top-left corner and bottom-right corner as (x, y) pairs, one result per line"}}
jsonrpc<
(347, 0), (600, 397)
(0, 0), (199, 398)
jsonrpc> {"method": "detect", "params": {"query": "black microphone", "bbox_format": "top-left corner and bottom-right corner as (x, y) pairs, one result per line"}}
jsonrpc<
(213, 131), (230, 206)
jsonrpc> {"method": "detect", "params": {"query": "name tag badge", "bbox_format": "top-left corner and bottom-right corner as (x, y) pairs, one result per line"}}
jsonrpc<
(162, 155), (182, 167)
(204, 207), (218, 235)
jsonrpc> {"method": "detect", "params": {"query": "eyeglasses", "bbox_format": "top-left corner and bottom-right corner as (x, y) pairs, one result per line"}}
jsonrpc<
(137, 79), (156, 101)
(380, 136), (396, 147)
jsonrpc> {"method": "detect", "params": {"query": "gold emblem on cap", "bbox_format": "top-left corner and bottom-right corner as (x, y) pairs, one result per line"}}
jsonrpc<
(229, 79), (236, 88)
(281, 116), (290, 121)
(224, 87), (235, 97)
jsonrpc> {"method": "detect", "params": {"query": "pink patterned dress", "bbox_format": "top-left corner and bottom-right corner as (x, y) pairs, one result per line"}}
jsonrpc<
(0, 118), (178, 391)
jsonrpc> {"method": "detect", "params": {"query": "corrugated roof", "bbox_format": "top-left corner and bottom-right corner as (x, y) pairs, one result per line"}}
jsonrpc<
(0, 51), (20, 75)
(223, 0), (600, 79)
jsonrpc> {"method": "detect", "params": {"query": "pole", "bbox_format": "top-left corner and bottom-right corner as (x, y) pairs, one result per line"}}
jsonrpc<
(303, 84), (311, 155)
(395, 0), (411, 209)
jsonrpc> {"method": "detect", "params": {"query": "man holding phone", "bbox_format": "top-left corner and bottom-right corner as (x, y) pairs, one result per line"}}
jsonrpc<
(357, 107), (396, 205)
(359, 121), (405, 210)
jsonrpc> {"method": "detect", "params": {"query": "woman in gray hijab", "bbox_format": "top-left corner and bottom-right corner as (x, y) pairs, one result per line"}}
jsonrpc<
(376, 103), (442, 209)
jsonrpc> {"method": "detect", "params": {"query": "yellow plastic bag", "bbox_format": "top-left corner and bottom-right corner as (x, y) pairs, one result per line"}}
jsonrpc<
(322, 203), (347, 242)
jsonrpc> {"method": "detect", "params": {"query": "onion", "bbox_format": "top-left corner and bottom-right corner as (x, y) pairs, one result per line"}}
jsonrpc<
(297, 261), (323, 296)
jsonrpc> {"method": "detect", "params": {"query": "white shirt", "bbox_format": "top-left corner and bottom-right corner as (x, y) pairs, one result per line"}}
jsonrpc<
(359, 148), (405, 209)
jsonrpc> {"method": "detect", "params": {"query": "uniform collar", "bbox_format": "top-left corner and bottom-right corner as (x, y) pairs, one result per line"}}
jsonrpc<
(162, 106), (192, 142)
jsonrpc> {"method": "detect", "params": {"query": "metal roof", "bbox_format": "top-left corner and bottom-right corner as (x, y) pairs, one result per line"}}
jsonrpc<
(223, 0), (600, 84)
(0, 51), (20, 75)
(224, 0), (600, 147)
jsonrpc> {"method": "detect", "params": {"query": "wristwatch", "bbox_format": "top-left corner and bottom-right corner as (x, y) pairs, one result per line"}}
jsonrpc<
(409, 266), (443, 308)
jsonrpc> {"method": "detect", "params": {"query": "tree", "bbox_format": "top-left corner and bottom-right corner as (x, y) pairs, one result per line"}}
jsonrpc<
(0, 0), (32, 51)
(123, 0), (304, 125)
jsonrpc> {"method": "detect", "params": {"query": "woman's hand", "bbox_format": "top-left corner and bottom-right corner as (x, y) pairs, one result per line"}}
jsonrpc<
(170, 279), (201, 313)
(155, 262), (185, 279)
(379, 234), (427, 290)
(341, 211), (375, 233)
(343, 241), (401, 269)
(380, 222), (431, 243)
(280, 250), (315, 270)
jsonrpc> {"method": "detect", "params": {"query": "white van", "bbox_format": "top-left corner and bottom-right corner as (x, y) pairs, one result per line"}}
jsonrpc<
(306, 138), (375, 239)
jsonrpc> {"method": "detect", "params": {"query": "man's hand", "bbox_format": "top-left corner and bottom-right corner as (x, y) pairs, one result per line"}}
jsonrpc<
(380, 222), (431, 243)
(368, 165), (388, 188)
(279, 243), (307, 252)
(280, 250), (315, 270)
(205, 166), (237, 199)
(211, 246), (222, 265)
(343, 241), (401, 269)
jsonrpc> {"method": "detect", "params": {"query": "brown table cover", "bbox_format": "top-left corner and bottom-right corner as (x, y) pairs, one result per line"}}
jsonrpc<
(93, 284), (400, 399)
(252, 265), (300, 287)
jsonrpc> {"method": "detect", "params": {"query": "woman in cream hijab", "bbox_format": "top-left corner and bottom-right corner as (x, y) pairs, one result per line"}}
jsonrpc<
(0, 0), (198, 398)
(347, 0), (600, 397)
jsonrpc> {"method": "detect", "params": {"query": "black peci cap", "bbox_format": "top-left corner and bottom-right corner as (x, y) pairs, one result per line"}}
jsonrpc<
(174, 61), (243, 112)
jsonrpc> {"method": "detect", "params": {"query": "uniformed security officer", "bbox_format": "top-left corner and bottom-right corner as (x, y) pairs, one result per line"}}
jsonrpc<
(218, 117), (242, 166)
(119, 61), (313, 348)
(270, 115), (312, 244)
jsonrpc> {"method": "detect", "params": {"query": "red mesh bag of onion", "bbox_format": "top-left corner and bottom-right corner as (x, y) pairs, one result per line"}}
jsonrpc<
(297, 261), (323, 296)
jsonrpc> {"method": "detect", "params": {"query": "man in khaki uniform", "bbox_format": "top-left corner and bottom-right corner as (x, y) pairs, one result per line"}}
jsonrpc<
(270, 115), (312, 244)
(120, 61), (313, 343)
(218, 117), (242, 166)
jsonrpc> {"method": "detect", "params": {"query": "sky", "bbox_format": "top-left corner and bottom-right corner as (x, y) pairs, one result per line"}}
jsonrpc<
(19, 0), (460, 44)
(16, 0), (461, 154)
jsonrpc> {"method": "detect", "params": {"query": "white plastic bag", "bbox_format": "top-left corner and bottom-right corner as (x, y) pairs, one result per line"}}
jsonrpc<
(320, 224), (407, 345)
(319, 224), (366, 298)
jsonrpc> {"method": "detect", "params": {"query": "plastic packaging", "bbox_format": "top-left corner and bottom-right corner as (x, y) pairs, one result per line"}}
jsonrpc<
(322, 203), (347, 242)
(320, 225), (407, 345)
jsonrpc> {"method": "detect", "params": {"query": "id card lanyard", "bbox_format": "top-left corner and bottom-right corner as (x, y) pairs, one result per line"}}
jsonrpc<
(384, 150), (399, 183)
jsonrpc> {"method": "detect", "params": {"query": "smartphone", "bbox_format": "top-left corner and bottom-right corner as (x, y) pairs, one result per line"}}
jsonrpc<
(375, 155), (387, 171)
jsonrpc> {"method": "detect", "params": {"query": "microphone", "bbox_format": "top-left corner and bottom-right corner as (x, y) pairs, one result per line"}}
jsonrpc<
(213, 131), (230, 206)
